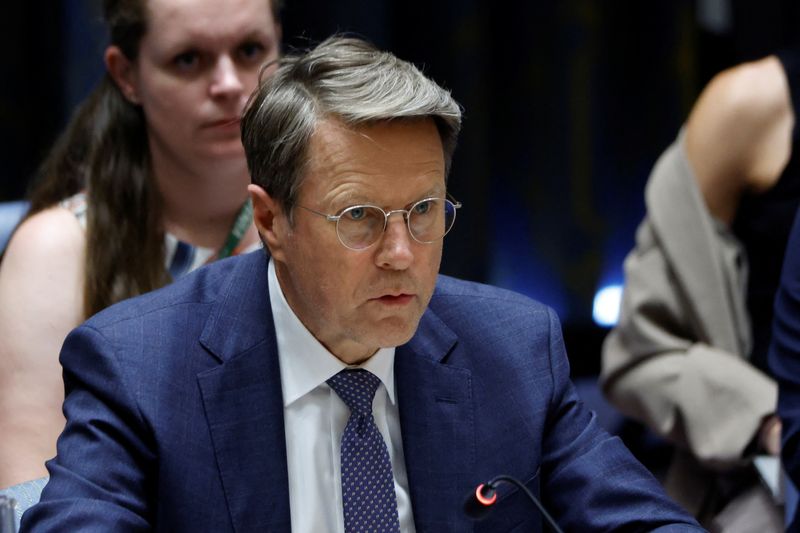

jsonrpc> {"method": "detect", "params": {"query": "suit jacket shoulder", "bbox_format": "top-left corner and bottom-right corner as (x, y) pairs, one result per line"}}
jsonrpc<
(430, 275), (554, 341)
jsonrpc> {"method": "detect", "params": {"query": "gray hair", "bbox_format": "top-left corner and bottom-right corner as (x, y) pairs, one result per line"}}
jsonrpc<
(241, 35), (462, 216)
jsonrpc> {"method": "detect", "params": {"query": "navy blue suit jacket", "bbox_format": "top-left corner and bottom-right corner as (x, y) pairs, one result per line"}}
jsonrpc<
(770, 209), (800, 532)
(22, 251), (701, 532)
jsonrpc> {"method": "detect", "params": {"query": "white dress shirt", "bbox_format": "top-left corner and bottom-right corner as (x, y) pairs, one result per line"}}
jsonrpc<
(267, 259), (416, 533)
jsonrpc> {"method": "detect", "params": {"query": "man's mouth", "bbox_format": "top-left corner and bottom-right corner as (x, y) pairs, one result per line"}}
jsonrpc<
(373, 293), (414, 305)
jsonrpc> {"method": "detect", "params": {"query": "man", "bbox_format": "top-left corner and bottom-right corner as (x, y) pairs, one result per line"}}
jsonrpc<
(22, 36), (702, 532)
(771, 206), (800, 532)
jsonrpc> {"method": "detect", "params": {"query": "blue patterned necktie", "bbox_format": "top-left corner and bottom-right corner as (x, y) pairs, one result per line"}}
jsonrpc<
(327, 369), (401, 533)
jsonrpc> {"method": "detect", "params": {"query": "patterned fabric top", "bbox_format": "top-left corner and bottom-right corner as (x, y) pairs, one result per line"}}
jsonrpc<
(59, 192), (260, 279)
(0, 476), (48, 531)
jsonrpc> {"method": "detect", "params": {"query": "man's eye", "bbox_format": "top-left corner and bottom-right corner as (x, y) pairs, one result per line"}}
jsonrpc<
(413, 200), (432, 215)
(346, 207), (366, 221)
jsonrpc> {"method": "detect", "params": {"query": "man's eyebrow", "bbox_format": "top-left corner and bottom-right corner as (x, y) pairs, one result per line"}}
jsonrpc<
(333, 192), (371, 207)
(327, 183), (448, 211)
(421, 185), (447, 198)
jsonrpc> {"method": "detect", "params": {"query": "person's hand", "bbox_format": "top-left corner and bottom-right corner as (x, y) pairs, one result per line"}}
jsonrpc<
(759, 415), (782, 456)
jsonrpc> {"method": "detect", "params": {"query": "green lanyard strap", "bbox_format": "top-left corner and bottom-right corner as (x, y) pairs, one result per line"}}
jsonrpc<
(217, 199), (254, 260)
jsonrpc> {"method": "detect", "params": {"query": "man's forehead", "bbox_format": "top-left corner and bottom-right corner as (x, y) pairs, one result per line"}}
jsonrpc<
(306, 117), (443, 162)
(297, 118), (446, 207)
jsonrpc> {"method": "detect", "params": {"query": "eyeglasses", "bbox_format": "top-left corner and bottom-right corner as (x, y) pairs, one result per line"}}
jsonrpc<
(296, 196), (462, 250)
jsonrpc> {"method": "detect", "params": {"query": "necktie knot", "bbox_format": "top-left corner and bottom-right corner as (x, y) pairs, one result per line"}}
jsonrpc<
(327, 369), (381, 417)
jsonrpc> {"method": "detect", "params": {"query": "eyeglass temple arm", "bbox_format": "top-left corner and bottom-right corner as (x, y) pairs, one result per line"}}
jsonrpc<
(295, 204), (342, 222)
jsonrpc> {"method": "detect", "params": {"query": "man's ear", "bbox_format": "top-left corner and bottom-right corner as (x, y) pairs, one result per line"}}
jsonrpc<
(105, 45), (140, 104)
(249, 183), (288, 261)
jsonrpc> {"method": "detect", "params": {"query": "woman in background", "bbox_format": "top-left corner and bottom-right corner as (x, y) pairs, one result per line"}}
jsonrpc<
(601, 53), (797, 531)
(0, 0), (282, 495)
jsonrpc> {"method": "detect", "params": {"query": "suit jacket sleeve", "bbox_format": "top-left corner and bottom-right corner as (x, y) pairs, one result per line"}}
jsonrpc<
(540, 308), (703, 531)
(20, 324), (154, 532)
(599, 134), (776, 468)
(769, 209), (800, 489)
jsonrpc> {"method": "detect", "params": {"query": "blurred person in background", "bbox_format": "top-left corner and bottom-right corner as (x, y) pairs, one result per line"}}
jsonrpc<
(601, 51), (799, 531)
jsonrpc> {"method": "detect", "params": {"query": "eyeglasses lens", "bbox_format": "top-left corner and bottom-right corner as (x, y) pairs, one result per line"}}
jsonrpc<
(336, 199), (457, 250)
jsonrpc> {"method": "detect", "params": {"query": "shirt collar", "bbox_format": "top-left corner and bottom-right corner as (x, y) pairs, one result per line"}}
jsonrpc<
(268, 258), (396, 407)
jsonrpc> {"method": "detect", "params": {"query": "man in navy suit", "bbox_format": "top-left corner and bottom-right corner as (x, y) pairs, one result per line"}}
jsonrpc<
(770, 209), (800, 531)
(23, 36), (703, 532)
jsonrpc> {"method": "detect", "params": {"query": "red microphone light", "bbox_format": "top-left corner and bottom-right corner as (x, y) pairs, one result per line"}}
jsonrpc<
(463, 481), (499, 519)
(463, 475), (564, 533)
(475, 484), (497, 506)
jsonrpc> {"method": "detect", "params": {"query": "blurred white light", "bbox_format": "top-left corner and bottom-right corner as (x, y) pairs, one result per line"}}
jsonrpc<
(593, 285), (623, 327)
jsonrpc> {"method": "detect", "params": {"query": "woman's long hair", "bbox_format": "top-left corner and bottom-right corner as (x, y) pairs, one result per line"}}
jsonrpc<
(25, 0), (168, 317)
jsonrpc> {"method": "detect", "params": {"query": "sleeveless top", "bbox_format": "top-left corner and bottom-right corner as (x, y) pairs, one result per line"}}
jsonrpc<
(59, 192), (261, 280)
(732, 48), (800, 371)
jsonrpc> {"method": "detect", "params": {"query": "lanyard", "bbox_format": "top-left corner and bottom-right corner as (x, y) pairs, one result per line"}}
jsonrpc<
(217, 199), (254, 260)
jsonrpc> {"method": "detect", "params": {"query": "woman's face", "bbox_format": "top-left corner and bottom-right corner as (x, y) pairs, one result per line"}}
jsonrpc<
(122, 0), (280, 165)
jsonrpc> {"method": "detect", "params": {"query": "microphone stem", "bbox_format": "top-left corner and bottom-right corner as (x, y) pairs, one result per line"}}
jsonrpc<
(489, 475), (564, 533)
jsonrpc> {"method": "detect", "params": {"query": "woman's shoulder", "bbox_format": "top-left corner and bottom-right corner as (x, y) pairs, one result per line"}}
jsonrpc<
(3, 206), (86, 269)
(0, 205), (86, 347)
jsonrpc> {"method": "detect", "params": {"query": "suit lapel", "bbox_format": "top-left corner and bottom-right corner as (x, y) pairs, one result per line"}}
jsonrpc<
(396, 308), (475, 532)
(196, 252), (291, 532)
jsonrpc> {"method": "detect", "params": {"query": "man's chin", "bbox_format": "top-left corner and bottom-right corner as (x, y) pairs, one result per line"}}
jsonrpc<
(371, 317), (422, 348)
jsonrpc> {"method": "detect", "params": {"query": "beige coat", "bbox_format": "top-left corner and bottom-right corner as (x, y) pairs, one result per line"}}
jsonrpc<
(600, 132), (777, 517)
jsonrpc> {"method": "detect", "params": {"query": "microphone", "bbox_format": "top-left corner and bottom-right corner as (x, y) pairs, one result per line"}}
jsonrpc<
(463, 475), (564, 533)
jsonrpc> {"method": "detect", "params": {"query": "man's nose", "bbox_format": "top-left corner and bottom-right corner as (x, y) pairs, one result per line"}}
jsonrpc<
(374, 214), (414, 270)
(209, 55), (244, 99)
